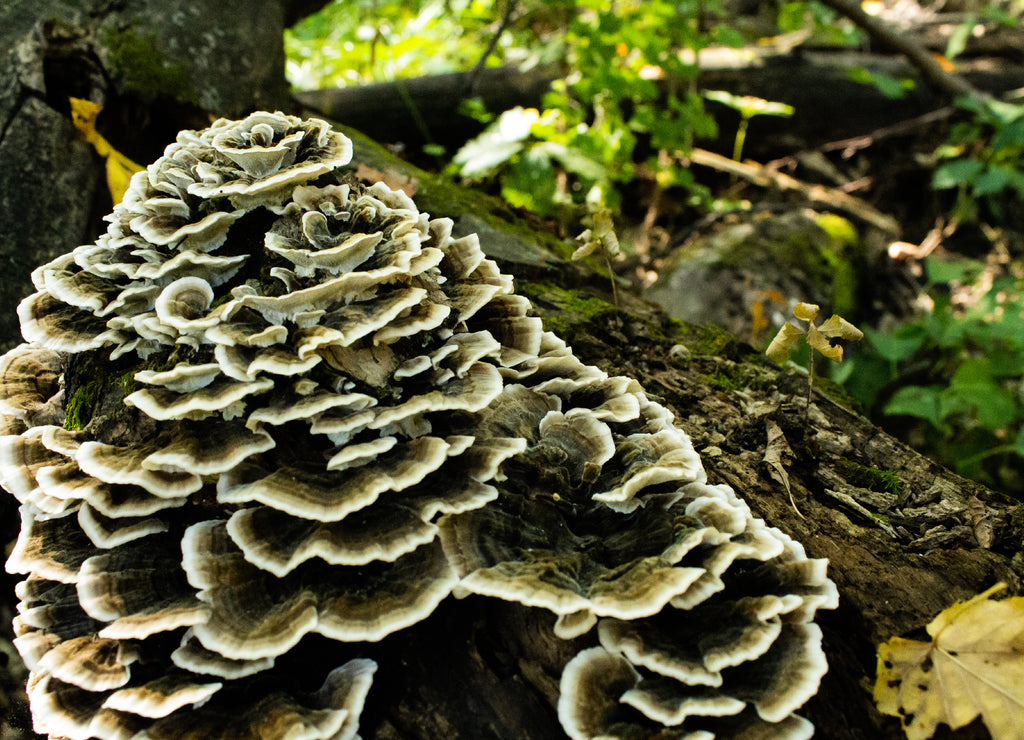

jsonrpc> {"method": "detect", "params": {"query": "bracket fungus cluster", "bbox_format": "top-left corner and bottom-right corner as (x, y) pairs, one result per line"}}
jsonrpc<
(1, 112), (837, 739)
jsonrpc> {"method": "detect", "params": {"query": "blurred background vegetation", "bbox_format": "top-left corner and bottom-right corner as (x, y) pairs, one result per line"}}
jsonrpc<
(286, 0), (1024, 499)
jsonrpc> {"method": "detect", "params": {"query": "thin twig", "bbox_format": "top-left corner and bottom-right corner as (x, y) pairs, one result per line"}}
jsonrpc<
(467, 0), (518, 94)
(687, 147), (901, 234)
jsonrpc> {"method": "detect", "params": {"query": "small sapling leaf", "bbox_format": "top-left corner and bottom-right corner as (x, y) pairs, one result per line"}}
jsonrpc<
(766, 302), (863, 413)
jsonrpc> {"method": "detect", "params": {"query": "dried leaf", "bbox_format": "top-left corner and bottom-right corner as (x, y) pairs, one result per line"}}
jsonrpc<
(875, 582), (1024, 740)
(966, 495), (995, 549)
(818, 314), (864, 341)
(763, 419), (803, 517)
(354, 163), (418, 196)
(590, 208), (620, 257)
(69, 97), (143, 204)
(806, 323), (844, 362)
(572, 229), (598, 261)
(792, 302), (820, 321)
(765, 322), (805, 364)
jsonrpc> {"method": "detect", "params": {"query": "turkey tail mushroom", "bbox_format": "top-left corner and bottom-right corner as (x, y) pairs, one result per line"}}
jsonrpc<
(1, 111), (835, 739)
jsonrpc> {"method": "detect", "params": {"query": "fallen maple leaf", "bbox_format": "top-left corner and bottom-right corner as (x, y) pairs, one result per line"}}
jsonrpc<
(874, 582), (1024, 740)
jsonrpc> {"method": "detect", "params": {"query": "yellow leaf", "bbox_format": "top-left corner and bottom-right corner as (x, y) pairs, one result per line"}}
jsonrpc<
(571, 229), (598, 261)
(69, 97), (143, 204)
(106, 152), (143, 206)
(806, 323), (844, 362)
(792, 302), (820, 322)
(874, 582), (1024, 740)
(590, 208), (620, 257)
(765, 322), (805, 364)
(818, 314), (864, 341)
(69, 97), (105, 150)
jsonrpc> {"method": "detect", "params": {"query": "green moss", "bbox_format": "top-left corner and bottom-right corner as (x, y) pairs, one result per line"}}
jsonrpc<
(838, 458), (905, 497)
(702, 372), (742, 392)
(64, 382), (99, 432)
(63, 357), (145, 432)
(102, 26), (198, 105)
(813, 374), (860, 410)
(519, 282), (616, 319)
(539, 314), (569, 336)
(689, 323), (740, 358)
(343, 124), (574, 264)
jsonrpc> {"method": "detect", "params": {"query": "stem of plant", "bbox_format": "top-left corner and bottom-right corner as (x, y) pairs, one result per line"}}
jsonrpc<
(730, 116), (749, 186)
(806, 349), (814, 420)
(733, 117), (749, 163)
(604, 253), (619, 308)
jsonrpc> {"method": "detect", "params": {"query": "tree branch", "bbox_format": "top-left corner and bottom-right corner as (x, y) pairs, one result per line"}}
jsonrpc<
(816, 0), (989, 101)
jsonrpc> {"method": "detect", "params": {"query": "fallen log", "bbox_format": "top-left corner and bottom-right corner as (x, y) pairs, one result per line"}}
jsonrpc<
(294, 51), (1024, 155)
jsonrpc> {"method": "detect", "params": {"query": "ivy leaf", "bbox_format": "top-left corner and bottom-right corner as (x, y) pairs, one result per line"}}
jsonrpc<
(875, 582), (1024, 740)
(883, 385), (945, 430)
(932, 158), (985, 190)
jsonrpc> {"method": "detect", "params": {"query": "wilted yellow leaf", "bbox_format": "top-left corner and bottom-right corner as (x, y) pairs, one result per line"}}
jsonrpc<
(818, 314), (864, 341)
(875, 583), (1024, 740)
(765, 322), (804, 364)
(806, 323), (844, 362)
(792, 302), (820, 321)
(571, 229), (598, 261)
(69, 97), (143, 204)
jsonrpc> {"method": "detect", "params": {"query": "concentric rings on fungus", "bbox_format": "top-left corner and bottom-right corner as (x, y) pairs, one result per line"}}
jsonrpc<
(1, 111), (837, 739)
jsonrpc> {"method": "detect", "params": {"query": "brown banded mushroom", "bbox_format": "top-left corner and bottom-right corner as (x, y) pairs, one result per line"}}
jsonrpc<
(1, 111), (835, 739)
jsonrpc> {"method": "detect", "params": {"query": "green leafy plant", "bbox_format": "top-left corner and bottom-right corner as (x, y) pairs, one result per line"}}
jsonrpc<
(932, 96), (1024, 224)
(846, 66), (915, 100)
(839, 256), (1024, 496)
(766, 302), (863, 411)
(451, 0), (726, 216)
(702, 90), (794, 164)
(285, 0), (506, 89)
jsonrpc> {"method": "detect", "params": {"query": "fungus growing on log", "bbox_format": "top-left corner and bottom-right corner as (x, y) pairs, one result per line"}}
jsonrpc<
(1, 111), (837, 738)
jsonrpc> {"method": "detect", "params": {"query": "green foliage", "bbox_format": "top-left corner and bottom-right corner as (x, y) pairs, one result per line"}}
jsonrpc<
(451, 0), (724, 217)
(776, 2), (863, 46)
(840, 256), (1024, 495)
(932, 96), (1024, 224)
(285, 0), (506, 89)
(703, 90), (794, 163)
(846, 66), (915, 100)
